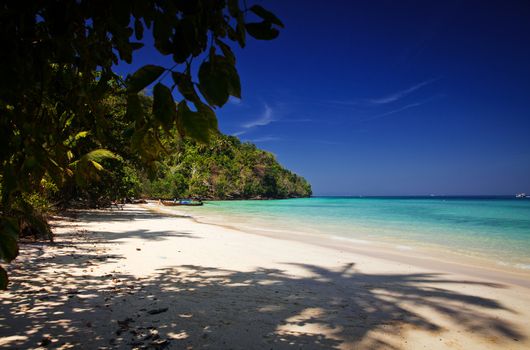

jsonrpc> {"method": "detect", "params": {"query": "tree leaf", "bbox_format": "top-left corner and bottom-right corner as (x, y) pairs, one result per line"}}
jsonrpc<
(69, 148), (118, 183)
(215, 39), (236, 64)
(68, 149), (117, 186)
(245, 22), (279, 40)
(78, 149), (117, 163)
(236, 20), (246, 47)
(130, 42), (144, 50)
(74, 131), (90, 141)
(177, 101), (218, 143)
(198, 56), (241, 107)
(224, 62), (241, 99)
(172, 72), (200, 103)
(90, 160), (104, 171)
(198, 61), (228, 107)
(65, 131), (90, 147)
(126, 65), (165, 93)
(250, 5), (284, 28)
(134, 18), (144, 40)
(152, 83), (177, 130)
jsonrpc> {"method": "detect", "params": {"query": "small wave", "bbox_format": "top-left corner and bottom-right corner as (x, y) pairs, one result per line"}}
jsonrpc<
(496, 261), (530, 270)
(515, 263), (530, 270)
(330, 236), (370, 244)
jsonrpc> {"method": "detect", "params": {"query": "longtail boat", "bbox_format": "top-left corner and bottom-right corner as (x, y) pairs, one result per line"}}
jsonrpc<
(160, 199), (203, 206)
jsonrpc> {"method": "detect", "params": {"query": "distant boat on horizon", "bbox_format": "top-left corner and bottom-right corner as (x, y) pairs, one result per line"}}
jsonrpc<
(515, 193), (527, 199)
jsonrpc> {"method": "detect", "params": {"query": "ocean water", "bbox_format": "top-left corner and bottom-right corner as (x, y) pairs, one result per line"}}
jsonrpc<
(172, 197), (530, 271)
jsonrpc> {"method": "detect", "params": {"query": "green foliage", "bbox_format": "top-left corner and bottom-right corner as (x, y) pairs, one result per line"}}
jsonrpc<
(60, 154), (142, 208)
(22, 192), (52, 215)
(0, 1), (283, 288)
(69, 149), (118, 186)
(144, 171), (188, 200)
(152, 83), (177, 132)
(249, 5), (285, 28)
(245, 22), (280, 40)
(143, 135), (312, 200)
(126, 65), (165, 94)
(198, 55), (242, 107)
(177, 102), (218, 144)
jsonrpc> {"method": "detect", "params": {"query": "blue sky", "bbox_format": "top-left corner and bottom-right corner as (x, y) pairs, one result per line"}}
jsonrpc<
(116, 0), (530, 196)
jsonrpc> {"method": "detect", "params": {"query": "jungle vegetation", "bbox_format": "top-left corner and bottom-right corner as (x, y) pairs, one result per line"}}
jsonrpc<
(0, 0), (290, 288)
(144, 134), (312, 200)
(50, 92), (312, 204)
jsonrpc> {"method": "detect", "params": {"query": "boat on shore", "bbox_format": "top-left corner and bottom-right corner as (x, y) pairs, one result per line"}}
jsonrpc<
(160, 199), (204, 206)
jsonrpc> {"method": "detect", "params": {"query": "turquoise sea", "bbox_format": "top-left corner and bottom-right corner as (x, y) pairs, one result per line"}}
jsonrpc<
(173, 197), (530, 271)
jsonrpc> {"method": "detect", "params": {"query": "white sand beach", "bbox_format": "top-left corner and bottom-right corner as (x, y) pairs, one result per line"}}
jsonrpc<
(1, 204), (529, 349)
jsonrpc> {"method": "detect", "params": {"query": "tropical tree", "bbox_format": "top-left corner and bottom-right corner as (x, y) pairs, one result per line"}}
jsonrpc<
(0, 0), (283, 289)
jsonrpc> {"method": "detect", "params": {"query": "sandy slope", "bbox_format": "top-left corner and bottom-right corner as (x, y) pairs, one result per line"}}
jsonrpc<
(1, 205), (529, 349)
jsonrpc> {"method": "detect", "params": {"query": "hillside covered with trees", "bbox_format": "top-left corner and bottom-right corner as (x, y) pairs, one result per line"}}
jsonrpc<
(40, 93), (311, 206)
(144, 135), (312, 200)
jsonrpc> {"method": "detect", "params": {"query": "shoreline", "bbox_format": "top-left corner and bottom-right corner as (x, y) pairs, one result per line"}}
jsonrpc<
(148, 203), (530, 288)
(163, 197), (530, 275)
(1, 205), (529, 349)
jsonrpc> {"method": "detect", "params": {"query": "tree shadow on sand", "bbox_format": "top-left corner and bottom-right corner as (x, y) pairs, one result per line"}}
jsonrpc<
(1, 259), (525, 349)
(49, 208), (200, 244)
(70, 207), (192, 223)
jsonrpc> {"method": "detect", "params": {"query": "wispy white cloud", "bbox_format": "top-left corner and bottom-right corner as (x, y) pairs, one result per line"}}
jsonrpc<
(364, 94), (444, 121)
(320, 78), (439, 108)
(231, 104), (275, 136)
(242, 104), (274, 128)
(231, 130), (247, 136)
(248, 136), (280, 143)
(368, 79), (437, 105)
(233, 104), (311, 143)
(367, 101), (425, 120)
(279, 118), (314, 123)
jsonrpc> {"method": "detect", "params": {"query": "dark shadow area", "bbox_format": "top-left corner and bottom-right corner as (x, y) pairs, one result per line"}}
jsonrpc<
(72, 207), (192, 223)
(89, 229), (200, 242)
(1, 258), (525, 349)
(43, 208), (200, 248)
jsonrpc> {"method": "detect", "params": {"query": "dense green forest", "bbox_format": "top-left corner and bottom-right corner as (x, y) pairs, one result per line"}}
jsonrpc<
(145, 135), (312, 200)
(48, 93), (311, 204)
